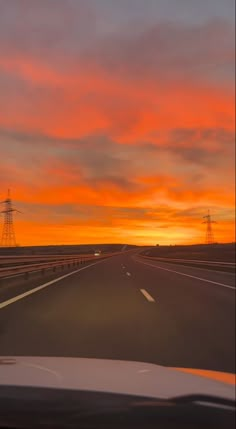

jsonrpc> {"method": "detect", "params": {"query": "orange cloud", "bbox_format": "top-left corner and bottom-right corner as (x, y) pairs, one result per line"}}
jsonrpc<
(9, 173), (234, 209)
(0, 55), (234, 143)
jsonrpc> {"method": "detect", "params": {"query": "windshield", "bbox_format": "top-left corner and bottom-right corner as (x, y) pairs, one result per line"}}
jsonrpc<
(0, 0), (235, 427)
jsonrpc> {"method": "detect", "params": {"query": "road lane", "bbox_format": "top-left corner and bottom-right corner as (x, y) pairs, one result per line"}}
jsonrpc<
(0, 258), (112, 309)
(0, 251), (235, 374)
(131, 254), (235, 372)
(134, 255), (236, 288)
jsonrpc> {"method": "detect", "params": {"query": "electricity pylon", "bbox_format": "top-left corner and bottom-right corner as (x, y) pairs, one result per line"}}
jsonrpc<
(0, 190), (20, 247)
(203, 210), (216, 245)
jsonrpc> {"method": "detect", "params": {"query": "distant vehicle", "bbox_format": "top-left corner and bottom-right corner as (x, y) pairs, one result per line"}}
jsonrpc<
(94, 250), (101, 256)
(0, 356), (235, 428)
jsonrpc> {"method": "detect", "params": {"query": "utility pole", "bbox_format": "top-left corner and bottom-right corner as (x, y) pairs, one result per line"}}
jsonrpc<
(203, 210), (216, 245)
(0, 189), (20, 247)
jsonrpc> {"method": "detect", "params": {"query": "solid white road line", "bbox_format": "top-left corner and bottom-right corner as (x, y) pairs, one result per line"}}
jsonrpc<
(136, 259), (235, 291)
(144, 257), (235, 266)
(140, 289), (155, 302)
(0, 258), (109, 310)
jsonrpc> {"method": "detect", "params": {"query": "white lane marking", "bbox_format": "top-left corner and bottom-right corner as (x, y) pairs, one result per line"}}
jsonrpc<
(0, 259), (109, 310)
(144, 257), (235, 266)
(136, 259), (236, 291)
(132, 256), (235, 277)
(126, 271), (131, 277)
(140, 289), (155, 302)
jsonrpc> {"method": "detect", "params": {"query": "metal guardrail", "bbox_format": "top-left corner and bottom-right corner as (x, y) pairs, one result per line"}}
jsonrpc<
(0, 254), (108, 268)
(138, 255), (236, 270)
(0, 253), (117, 280)
(0, 254), (98, 259)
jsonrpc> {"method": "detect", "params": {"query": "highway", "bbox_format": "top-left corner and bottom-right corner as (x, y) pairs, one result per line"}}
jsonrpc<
(0, 250), (235, 374)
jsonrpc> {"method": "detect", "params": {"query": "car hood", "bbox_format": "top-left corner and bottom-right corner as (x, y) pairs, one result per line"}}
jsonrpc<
(0, 356), (235, 400)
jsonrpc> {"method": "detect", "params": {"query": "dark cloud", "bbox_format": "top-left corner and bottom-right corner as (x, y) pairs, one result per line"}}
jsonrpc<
(0, 68), (64, 125)
(170, 127), (234, 146)
(0, 130), (136, 191)
(55, 137), (141, 192)
(94, 0), (235, 27)
(0, 126), (75, 146)
(166, 127), (235, 164)
(173, 206), (235, 221)
(1, 0), (234, 86)
(1, 126), (234, 190)
(145, 127), (234, 161)
(14, 201), (108, 222)
(76, 139), (128, 179)
(0, 0), (96, 60)
(85, 19), (234, 85)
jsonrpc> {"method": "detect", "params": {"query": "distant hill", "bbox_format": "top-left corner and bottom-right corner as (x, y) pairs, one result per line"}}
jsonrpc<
(141, 243), (235, 262)
(0, 243), (138, 256)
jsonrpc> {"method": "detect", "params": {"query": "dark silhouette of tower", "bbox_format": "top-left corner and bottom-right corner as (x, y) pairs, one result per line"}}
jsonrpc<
(0, 190), (20, 247)
(203, 210), (216, 244)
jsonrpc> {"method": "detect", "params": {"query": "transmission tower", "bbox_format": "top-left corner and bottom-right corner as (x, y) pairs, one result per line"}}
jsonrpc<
(202, 210), (216, 245)
(0, 190), (20, 247)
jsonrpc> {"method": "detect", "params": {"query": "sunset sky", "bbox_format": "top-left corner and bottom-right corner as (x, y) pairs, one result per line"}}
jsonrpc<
(0, 0), (235, 246)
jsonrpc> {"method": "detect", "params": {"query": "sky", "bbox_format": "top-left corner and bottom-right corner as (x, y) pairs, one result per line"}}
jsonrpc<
(0, 0), (235, 246)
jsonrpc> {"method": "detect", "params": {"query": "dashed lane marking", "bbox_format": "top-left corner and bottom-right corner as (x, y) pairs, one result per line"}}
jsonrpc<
(140, 289), (155, 302)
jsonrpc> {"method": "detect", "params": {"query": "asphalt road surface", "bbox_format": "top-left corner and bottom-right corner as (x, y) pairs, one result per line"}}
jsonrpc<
(0, 251), (235, 373)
